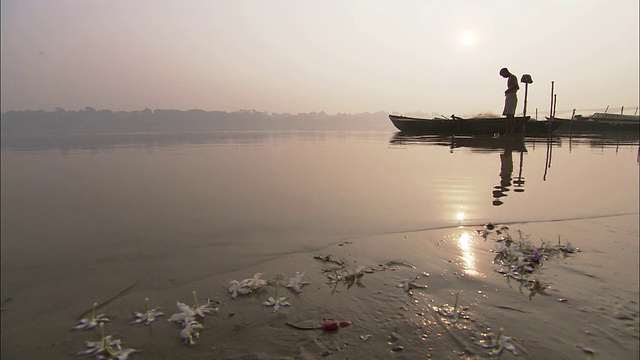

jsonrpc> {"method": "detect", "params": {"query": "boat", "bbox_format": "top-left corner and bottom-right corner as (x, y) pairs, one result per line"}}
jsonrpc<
(546, 113), (639, 136)
(389, 114), (531, 136)
(589, 112), (640, 123)
(389, 114), (559, 136)
(523, 119), (562, 136)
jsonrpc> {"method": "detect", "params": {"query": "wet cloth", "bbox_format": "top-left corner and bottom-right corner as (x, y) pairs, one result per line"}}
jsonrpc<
(503, 93), (518, 115)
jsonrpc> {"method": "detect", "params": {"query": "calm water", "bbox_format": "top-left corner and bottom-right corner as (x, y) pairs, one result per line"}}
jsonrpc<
(1, 130), (638, 286)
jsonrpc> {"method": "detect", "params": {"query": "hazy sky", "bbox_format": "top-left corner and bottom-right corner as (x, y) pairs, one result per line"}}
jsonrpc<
(1, 0), (638, 116)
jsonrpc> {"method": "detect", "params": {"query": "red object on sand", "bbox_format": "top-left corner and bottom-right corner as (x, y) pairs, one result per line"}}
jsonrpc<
(321, 320), (352, 331)
(322, 321), (339, 331)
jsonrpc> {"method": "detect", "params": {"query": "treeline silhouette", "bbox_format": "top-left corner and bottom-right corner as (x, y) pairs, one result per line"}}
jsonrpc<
(1, 107), (394, 135)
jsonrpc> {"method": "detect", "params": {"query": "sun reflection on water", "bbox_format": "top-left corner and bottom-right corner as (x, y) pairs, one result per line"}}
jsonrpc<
(458, 232), (479, 277)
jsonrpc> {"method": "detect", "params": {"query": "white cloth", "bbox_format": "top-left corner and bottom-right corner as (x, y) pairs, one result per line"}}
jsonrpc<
(503, 93), (518, 115)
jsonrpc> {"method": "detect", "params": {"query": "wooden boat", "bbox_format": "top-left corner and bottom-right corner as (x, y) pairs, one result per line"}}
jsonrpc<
(546, 113), (639, 136)
(589, 112), (639, 123)
(389, 114), (530, 135)
(389, 114), (558, 136)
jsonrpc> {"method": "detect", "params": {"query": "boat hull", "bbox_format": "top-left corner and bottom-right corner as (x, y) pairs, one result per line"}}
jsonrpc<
(546, 117), (639, 137)
(389, 115), (530, 136)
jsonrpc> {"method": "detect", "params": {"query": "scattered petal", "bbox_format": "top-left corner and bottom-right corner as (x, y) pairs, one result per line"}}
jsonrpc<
(339, 321), (352, 328)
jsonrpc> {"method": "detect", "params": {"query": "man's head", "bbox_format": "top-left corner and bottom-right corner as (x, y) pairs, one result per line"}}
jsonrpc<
(500, 68), (510, 78)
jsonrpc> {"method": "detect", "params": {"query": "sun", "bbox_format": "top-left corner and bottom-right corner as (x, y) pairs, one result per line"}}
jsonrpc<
(458, 31), (477, 47)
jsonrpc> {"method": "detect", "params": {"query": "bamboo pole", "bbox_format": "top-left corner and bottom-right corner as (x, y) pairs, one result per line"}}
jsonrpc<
(568, 109), (576, 134)
(549, 81), (554, 118)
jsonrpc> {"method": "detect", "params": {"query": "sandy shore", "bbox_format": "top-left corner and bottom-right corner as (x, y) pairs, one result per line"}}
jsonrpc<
(1, 215), (638, 359)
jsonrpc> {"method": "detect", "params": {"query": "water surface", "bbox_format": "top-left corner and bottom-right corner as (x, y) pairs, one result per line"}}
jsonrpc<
(1, 130), (638, 287)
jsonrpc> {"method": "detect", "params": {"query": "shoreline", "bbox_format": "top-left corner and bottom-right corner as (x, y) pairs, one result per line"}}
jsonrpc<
(2, 215), (638, 359)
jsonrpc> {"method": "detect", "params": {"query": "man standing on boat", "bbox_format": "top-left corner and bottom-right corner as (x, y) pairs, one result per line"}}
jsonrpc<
(500, 67), (519, 136)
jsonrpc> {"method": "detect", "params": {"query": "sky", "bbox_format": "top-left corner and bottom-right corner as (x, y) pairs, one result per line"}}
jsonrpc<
(1, 0), (639, 117)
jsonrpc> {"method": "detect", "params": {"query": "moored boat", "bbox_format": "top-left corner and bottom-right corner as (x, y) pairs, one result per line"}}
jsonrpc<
(389, 114), (530, 136)
(588, 113), (639, 124)
(546, 114), (639, 136)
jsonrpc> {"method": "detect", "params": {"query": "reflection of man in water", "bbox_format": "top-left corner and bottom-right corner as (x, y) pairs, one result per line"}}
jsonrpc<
(492, 146), (514, 206)
(500, 68), (519, 136)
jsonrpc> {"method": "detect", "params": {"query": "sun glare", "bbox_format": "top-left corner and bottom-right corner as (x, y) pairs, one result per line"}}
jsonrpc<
(459, 32), (476, 47)
(458, 232), (479, 277)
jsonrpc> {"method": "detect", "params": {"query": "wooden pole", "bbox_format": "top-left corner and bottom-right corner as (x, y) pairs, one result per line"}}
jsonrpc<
(553, 94), (557, 117)
(568, 109), (576, 134)
(523, 83), (529, 117)
(549, 81), (554, 118)
(620, 106), (624, 115)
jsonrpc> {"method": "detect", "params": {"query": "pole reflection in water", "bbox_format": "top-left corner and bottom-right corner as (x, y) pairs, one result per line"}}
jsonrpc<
(513, 151), (525, 193)
(543, 136), (554, 181)
(458, 232), (479, 277)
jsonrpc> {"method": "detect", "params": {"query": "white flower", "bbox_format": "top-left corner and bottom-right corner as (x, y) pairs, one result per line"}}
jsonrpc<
(130, 298), (164, 325)
(180, 320), (204, 346)
(73, 303), (110, 330)
(103, 347), (139, 360)
(436, 293), (460, 324)
(228, 279), (251, 299)
(285, 272), (308, 293)
(396, 276), (428, 292)
(244, 273), (267, 290)
(191, 291), (218, 317)
(477, 328), (518, 356)
(167, 301), (196, 327)
(77, 323), (139, 359)
(263, 296), (290, 312)
(562, 241), (580, 253)
(77, 335), (120, 357)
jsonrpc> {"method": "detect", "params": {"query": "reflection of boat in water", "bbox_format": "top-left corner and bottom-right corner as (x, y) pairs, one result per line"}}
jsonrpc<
(389, 132), (528, 206)
(390, 133), (527, 153)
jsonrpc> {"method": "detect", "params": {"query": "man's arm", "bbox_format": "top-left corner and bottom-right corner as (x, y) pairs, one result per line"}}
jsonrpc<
(506, 75), (519, 94)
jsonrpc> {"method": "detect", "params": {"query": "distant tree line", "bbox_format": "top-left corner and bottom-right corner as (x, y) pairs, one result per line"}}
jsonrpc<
(1, 108), (394, 135)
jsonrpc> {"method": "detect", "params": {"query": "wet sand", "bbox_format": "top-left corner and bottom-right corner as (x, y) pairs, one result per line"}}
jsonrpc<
(1, 214), (637, 359)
